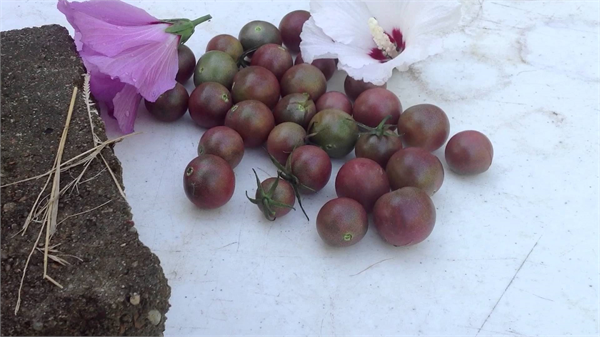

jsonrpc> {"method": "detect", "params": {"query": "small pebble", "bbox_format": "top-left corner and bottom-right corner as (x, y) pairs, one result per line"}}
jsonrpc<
(132, 261), (139, 268)
(129, 226), (137, 233)
(32, 321), (43, 331)
(130, 293), (141, 306)
(147, 310), (161, 326)
(3, 202), (16, 213)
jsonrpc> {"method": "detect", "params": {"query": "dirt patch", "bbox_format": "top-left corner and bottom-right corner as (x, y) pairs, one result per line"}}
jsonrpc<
(1, 25), (170, 335)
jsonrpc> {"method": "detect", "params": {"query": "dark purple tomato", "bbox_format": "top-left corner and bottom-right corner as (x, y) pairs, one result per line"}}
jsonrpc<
(231, 66), (280, 108)
(386, 147), (444, 196)
(344, 75), (387, 101)
(289, 145), (332, 194)
(248, 170), (296, 220)
(445, 130), (493, 175)
(197, 126), (244, 168)
(176, 44), (195, 84)
(295, 53), (337, 81)
(335, 158), (390, 213)
(188, 82), (232, 128)
(398, 104), (450, 151)
(280, 64), (327, 101)
(315, 91), (352, 115)
(373, 187), (436, 246)
(273, 93), (316, 129)
(144, 83), (188, 122)
(206, 34), (244, 61)
(267, 122), (307, 165)
(183, 154), (235, 209)
(308, 109), (358, 158)
(355, 133), (403, 168)
(279, 10), (311, 53)
(316, 198), (368, 247)
(353, 88), (402, 128)
(238, 20), (282, 51)
(224, 100), (275, 148)
(250, 44), (293, 80)
(194, 51), (238, 89)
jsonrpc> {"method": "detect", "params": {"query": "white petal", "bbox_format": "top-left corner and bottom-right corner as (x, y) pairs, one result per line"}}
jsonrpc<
(310, 0), (374, 47)
(366, 0), (462, 42)
(300, 17), (377, 69)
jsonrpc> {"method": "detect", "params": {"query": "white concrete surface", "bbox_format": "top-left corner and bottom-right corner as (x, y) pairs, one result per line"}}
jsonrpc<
(2, 1), (599, 336)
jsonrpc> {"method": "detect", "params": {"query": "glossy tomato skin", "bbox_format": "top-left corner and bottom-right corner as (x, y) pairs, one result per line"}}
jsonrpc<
(289, 145), (332, 194)
(335, 158), (390, 212)
(183, 155), (235, 209)
(353, 88), (402, 128)
(295, 53), (337, 81)
(197, 126), (245, 168)
(193, 50), (237, 89)
(308, 109), (359, 159)
(280, 64), (327, 101)
(206, 34), (244, 61)
(267, 122), (307, 165)
(273, 93), (316, 129)
(188, 82), (232, 128)
(445, 130), (494, 175)
(176, 45), (196, 83)
(398, 104), (450, 152)
(231, 66), (280, 108)
(316, 198), (368, 247)
(344, 75), (387, 101)
(250, 44), (293, 80)
(224, 100), (275, 148)
(279, 10), (311, 53)
(315, 91), (352, 115)
(144, 83), (188, 122)
(386, 147), (444, 196)
(373, 187), (436, 246)
(256, 178), (296, 219)
(355, 133), (403, 168)
(238, 20), (282, 51)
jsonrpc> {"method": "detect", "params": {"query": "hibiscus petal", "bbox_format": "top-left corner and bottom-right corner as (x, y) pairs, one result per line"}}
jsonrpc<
(310, 0), (374, 47)
(112, 84), (142, 133)
(300, 17), (377, 69)
(83, 33), (179, 102)
(57, 0), (158, 27)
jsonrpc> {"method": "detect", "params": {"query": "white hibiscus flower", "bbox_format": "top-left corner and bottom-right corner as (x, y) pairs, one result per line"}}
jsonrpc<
(300, 0), (462, 85)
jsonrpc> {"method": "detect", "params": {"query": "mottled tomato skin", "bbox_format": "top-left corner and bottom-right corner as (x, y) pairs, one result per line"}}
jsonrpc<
(355, 133), (403, 168)
(445, 130), (493, 175)
(373, 187), (436, 246)
(231, 66), (280, 108)
(144, 83), (188, 122)
(188, 82), (232, 128)
(295, 53), (337, 81)
(315, 91), (352, 115)
(224, 100), (275, 148)
(176, 44), (195, 83)
(344, 75), (387, 101)
(267, 122), (307, 165)
(353, 88), (402, 128)
(280, 64), (327, 101)
(273, 93), (316, 129)
(238, 20), (282, 51)
(251, 44), (293, 80)
(308, 109), (359, 159)
(183, 155), (235, 209)
(398, 104), (450, 152)
(335, 158), (390, 213)
(279, 10), (311, 53)
(197, 126), (245, 168)
(193, 50), (238, 89)
(316, 198), (368, 247)
(256, 178), (296, 218)
(206, 34), (244, 61)
(289, 145), (332, 194)
(386, 148), (444, 196)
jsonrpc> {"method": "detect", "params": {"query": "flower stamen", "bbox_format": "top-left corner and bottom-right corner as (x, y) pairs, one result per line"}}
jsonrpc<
(368, 18), (399, 59)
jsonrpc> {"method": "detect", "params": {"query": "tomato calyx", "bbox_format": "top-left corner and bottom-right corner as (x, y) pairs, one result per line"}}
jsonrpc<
(355, 115), (401, 138)
(268, 148), (312, 221)
(246, 169), (296, 221)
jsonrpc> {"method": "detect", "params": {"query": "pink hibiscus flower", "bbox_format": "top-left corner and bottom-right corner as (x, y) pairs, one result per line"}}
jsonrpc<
(58, 0), (210, 133)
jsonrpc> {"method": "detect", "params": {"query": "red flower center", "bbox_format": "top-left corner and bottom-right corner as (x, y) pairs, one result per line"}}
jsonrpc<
(369, 28), (406, 63)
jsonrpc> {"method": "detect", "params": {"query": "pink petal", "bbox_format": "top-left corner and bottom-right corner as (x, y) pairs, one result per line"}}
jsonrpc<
(112, 84), (142, 133)
(83, 33), (179, 102)
(72, 12), (172, 57)
(57, 0), (158, 27)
